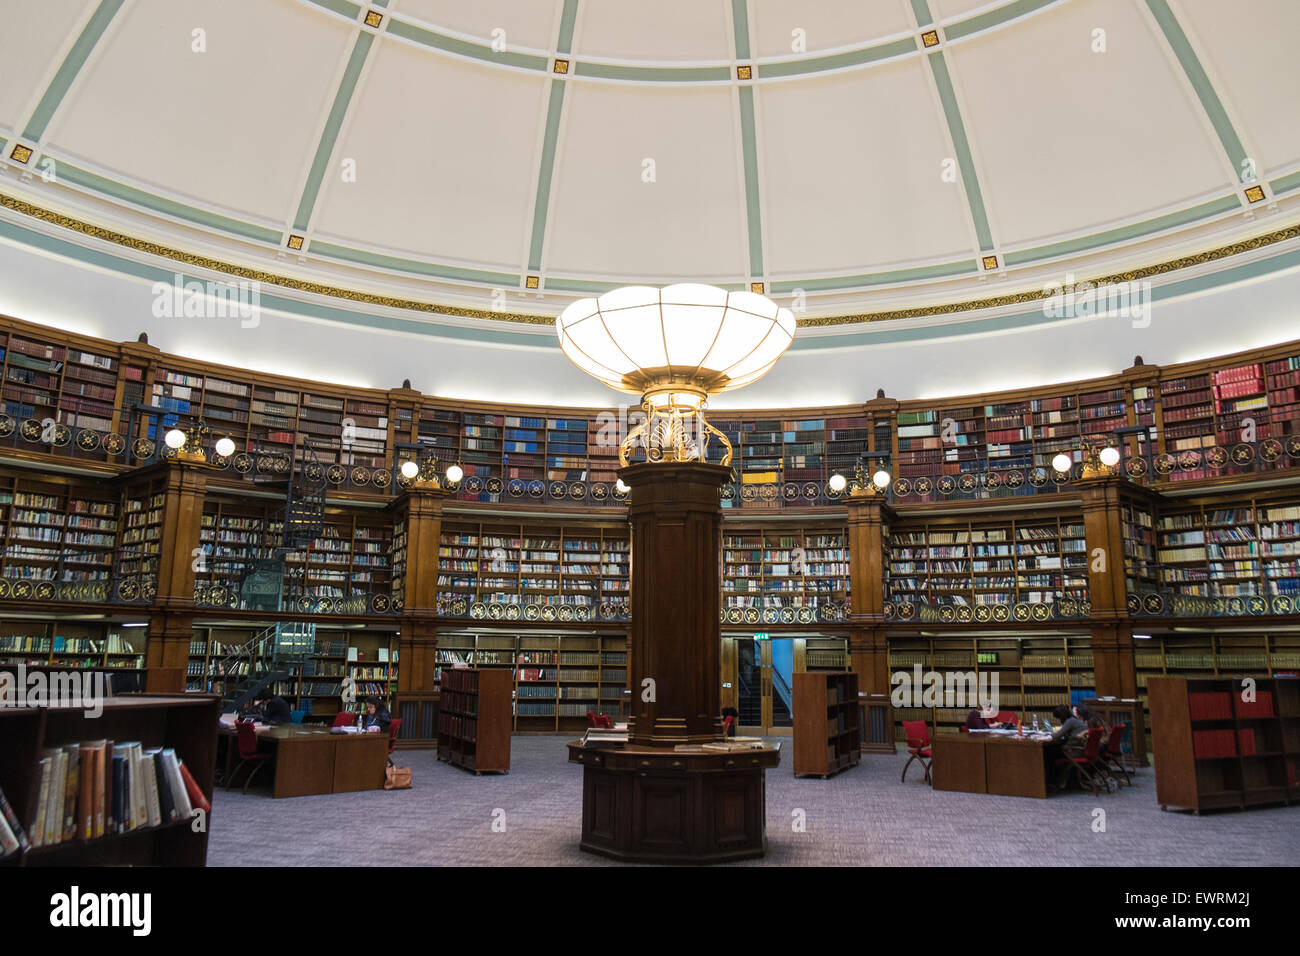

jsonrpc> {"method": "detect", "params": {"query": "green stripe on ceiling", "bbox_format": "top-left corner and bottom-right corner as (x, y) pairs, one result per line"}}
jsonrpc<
(53, 161), (282, 244)
(0, 216), (548, 348)
(385, 17), (549, 71)
(6, 206), (1300, 353)
(1270, 170), (1300, 196)
(926, 51), (994, 252)
(731, 0), (751, 59)
(309, 240), (518, 286)
(789, 244), (1300, 351)
(1004, 193), (1242, 266)
(754, 37), (915, 79)
(910, 0), (933, 28)
(0, 137), (7, 155)
(943, 0), (1059, 42)
(573, 62), (731, 82)
(737, 85), (764, 277)
(527, 80), (567, 274)
(372, 0), (390, 7)
(557, 0), (579, 55)
(293, 32), (375, 233)
(1145, 0), (1249, 174)
(22, 0), (125, 142)
(305, 0), (362, 18)
(770, 259), (977, 295)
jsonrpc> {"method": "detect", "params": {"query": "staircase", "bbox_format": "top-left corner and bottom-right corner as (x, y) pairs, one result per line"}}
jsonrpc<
(282, 440), (327, 549)
(217, 621), (318, 713)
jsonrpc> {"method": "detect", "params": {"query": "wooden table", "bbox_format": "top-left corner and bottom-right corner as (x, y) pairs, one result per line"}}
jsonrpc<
(932, 732), (1054, 798)
(219, 725), (389, 798)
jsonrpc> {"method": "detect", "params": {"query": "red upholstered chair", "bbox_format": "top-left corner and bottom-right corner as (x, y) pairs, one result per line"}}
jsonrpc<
(230, 720), (272, 793)
(586, 710), (601, 728)
(1055, 727), (1110, 795)
(901, 720), (932, 784)
(996, 711), (1018, 727)
(387, 718), (403, 758)
(1100, 723), (1132, 787)
(332, 711), (357, 729)
(722, 715), (736, 737)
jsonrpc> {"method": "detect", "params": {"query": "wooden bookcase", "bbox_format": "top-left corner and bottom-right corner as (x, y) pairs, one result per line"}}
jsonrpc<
(888, 634), (1094, 739)
(1148, 675), (1300, 813)
(888, 515), (1088, 611)
(793, 671), (861, 777)
(0, 694), (219, 866)
(0, 476), (119, 600)
(722, 525), (849, 613)
(436, 631), (627, 732)
(436, 520), (629, 619)
(437, 668), (511, 773)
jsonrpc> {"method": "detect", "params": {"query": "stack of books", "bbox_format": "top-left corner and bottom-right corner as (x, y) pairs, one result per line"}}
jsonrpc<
(580, 726), (628, 749)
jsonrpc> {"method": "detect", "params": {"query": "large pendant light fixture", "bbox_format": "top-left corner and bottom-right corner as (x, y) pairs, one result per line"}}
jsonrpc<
(556, 283), (795, 465)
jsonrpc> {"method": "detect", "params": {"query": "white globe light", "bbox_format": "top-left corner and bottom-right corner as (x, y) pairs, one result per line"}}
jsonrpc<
(1099, 446), (1120, 467)
(400, 460), (419, 479)
(557, 284), (796, 402)
(872, 469), (891, 489)
(445, 464), (464, 483)
(164, 428), (186, 449)
(615, 479), (630, 494)
(828, 473), (847, 492)
(215, 437), (236, 458)
(1052, 453), (1072, 473)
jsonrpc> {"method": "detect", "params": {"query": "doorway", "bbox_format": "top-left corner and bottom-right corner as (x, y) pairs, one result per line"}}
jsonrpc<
(721, 635), (849, 736)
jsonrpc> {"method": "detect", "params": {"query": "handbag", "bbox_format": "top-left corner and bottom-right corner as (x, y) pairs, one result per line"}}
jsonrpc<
(384, 759), (412, 790)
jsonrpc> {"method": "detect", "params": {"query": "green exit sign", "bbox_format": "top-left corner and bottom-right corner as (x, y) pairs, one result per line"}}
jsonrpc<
(754, 632), (770, 640)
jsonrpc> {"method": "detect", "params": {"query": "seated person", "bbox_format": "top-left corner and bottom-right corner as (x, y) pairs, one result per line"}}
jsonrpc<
(1048, 704), (1090, 789)
(250, 689), (292, 725)
(362, 697), (392, 733)
(965, 704), (1008, 730)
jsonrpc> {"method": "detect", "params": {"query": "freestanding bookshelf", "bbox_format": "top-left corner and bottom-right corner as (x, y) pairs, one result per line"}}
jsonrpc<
(436, 668), (511, 774)
(0, 694), (219, 866)
(1148, 675), (1299, 813)
(793, 672), (861, 777)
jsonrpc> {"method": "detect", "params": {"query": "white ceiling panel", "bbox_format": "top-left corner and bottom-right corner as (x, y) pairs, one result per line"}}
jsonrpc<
(947, 0), (1232, 247)
(749, 0), (917, 58)
(312, 42), (548, 266)
(1172, 0), (1300, 178)
(758, 60), (975, 275)
(40, 0), (351, 223)
(0, 0), (94, 133)
(573, 0), (733, 62)
(388, 0), (564, 53)
(545, 83), (747, 279)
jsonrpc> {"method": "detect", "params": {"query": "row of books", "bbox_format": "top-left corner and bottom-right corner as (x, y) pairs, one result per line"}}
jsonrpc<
(0, 741), (211, 858)
(1192, 729), (1250, 759)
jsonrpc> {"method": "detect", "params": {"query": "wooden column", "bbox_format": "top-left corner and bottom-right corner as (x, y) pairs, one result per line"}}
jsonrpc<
(391, 483), (448, 694)
(623, 461), (730, 745)
(140, 458), (209, 693)
(846, 490), (893, 695)
(1079, 474), (1138, 699)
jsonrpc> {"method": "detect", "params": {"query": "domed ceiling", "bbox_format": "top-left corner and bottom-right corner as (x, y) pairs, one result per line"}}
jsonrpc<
(1, 0), (1299, 407)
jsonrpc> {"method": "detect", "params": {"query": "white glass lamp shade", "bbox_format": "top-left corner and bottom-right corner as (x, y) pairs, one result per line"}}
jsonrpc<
(1099, 446), (1121, 467)
(445, 464), (464, 483)
(1052, 453), (1072, 473)
(872, 469), (891, 489)
(400, 460), (419, 479)
(828, 473), (847, 492)
(215, 437), (236, 458)
(556, 284), (796, 404)
(164, 428), (187, 449)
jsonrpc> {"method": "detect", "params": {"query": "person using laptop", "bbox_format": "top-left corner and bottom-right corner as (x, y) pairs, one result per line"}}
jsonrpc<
(965, 704), (1008, 730)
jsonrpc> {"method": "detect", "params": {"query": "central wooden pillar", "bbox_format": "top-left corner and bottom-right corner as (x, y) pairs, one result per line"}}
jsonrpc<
(624, 461), (730, 745)
(569, 460), (779, 863)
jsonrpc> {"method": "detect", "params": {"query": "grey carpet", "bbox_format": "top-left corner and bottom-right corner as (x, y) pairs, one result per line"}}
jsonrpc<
(208, 737), (1299, 866)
